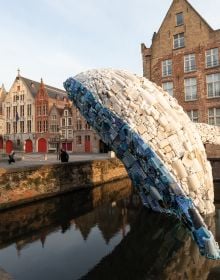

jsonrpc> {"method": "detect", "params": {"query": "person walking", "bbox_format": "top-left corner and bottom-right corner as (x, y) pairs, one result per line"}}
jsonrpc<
(60, 149), (69, 163)
(8, 150), (15, 164)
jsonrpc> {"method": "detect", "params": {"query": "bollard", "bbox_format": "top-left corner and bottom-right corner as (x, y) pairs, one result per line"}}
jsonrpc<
(108, 151), (115, 158)
(44, 153), (47, 161)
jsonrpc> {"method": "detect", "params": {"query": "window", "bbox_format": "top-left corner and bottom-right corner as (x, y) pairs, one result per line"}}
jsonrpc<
(27, 120), (31, 133)
(62, 130), (66, 138)
(162, 82), (173, 96)
(162, 60), (172, 77)
(184, 78), (197, 101)
(50, 124), (58, 133)
(85, 135), (90, 141)
(13, 122), (17, 134)
(17, 86), (20, 91)
(27, 104), (32, 116)
(68, 118), (72, 126)
(77, 119), (82, 130)
(184, 54), (196, 72)
(76, 135), (82, 145)
(62, 118), (65, 126)
(43, 104), (47, 115)
(52, 114), (56, 120)
(43, 120), (48, 132)
(6, 107), (10, 119)
(176, 12), (183, 26)
(13, 106), (17, 118)
(208, 108), (220, 125)
(174, 33), (184, 49)
(20, 105), (24, 117)
(64, 110), (68, 116)
(37, 106), (41, 116)
(6, 122), (10, 134)
(206, 73), (220, 98)
(68, 129), (73, 139)
(20, 121), (24, 133)
(37, 121), (42, 133)
(187, 110), (199, 123)
(206, 48), (219, 68)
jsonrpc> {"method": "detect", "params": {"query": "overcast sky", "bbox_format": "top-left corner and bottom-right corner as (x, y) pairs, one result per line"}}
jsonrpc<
(0, 0), (219, 90)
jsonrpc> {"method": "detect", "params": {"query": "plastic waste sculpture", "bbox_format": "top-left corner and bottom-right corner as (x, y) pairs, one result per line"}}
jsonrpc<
(64, 69), (220, 260)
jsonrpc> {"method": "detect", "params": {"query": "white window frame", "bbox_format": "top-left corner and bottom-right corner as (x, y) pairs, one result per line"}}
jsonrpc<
(67, 129), (73, 139)
(184, 78), (197, 101)
(186, 110), (199, 123)
(208, 108), (220, 125)
(174, 33), (184, 49)
(162, 82), (173, 96)
(206, 73), (220, 98)
(162, 60), (172, 77)
(184, 54), (196, 72)
(206, 48), (219, 68)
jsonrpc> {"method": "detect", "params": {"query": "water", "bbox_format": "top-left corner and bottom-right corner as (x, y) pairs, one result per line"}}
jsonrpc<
(0, 178), (220, 280)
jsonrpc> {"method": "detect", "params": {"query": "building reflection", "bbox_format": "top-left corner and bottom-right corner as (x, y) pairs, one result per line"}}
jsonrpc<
(0, 179), (219, 279)
(0, 178), (132, 251)
(82, 210), (220, 280)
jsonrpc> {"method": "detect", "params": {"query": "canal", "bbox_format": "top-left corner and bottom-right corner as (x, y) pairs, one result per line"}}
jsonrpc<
(0, 178), (220, 280)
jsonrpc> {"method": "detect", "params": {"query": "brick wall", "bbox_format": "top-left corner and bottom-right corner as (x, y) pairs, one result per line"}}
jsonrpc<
(0, 159), (128, 210)
(142, 0), (220, 124)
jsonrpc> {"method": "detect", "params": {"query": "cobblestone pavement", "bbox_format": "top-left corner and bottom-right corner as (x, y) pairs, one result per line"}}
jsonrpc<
(0, 153), (111, 169)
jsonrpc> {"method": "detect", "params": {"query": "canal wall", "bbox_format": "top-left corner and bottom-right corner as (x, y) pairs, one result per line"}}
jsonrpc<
(0, 158), (128, 210)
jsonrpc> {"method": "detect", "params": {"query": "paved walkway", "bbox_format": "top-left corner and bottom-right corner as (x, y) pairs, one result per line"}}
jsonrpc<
(0, 153), (111, 169)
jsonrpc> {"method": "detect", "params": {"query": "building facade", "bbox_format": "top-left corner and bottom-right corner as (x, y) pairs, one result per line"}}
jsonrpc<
(141, 0), (220, 125)
(0, 84), (6, 151)
(2, 72), (101, 154)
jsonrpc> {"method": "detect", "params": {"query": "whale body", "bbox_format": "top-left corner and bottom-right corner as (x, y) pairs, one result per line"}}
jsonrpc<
(64, 69), (220, 259)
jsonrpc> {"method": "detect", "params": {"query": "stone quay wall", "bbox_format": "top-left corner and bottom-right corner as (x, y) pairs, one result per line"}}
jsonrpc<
(0, 158), (128, 210)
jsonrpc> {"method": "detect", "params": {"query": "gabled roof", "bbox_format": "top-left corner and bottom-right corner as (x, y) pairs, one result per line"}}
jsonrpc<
(48, 103), (63, 116)
(156, 0), (213, 38)
(19, 76), (67, 99)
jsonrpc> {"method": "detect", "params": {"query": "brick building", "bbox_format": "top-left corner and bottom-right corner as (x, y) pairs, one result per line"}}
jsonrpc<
(0, 84), (6, 151)
(2, 71), (102, 154)
(141, 0), (220, 125)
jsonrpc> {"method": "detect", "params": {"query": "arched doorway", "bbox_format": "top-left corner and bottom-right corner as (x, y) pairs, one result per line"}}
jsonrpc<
(38, 138), (47, 153)
(25, 139), (33, 153)
(6, 140), (13, 154)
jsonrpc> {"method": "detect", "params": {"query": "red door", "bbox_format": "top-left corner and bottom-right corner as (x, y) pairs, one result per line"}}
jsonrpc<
(85, 135), (91, 152)
(67, 142), (72, 151)
(25, 139), (33, 153)
(38, 138), (47, 153)
(62, 142), (72, 151)
(6, 140), (13, 154)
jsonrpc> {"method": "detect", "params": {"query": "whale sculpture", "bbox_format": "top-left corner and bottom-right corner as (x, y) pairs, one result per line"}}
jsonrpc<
(64, 69), (220, 260)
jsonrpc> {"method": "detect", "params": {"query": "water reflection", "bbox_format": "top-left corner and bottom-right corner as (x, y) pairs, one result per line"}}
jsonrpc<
(0, 179), (219, 280)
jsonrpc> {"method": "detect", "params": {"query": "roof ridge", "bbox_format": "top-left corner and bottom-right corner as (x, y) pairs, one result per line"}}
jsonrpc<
(20, 76), (66, 93)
